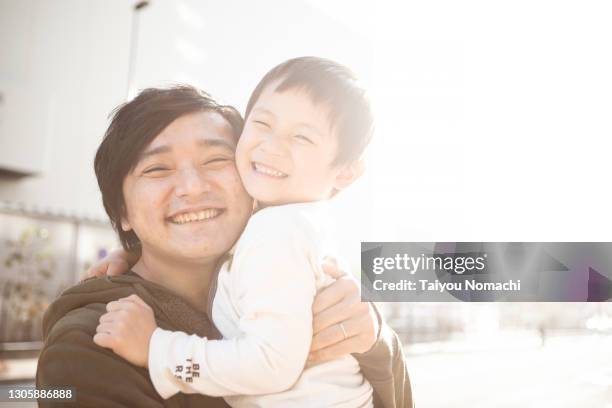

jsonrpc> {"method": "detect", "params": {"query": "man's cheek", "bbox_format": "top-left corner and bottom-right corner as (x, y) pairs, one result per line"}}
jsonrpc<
(225, 167), (248, 193)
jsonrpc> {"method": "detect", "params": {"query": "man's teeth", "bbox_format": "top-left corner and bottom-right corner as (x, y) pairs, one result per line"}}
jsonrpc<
(171, 209), (221, 224)
(253, 163), (287, 178)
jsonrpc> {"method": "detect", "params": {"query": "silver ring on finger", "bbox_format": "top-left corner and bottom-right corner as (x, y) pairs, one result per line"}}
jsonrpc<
(339, 322), (348, 340)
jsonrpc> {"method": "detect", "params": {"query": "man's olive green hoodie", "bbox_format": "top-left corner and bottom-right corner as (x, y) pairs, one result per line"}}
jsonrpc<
(36, 272), (413, 407)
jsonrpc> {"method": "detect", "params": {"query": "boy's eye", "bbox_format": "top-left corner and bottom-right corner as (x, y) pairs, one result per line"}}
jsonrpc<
(203, 157), (233, 167)
(293, 134), (314, 144)
(253, 120), (270, 128)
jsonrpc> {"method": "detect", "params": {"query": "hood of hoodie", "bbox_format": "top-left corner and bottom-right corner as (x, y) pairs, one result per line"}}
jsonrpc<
(42, 272), (221, 342)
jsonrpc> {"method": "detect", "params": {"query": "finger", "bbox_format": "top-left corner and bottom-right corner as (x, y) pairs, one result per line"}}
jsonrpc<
(308, 335), (364, 363)
(321, 256), (338, 268)
(312, 277), (357, 314)
(93, 332), (115, 349)
(321, 257), (346, 279)
(312, 297), (359, 334)
(96, 322), (117, 335)
(99, 311), (122, 324)
(124, 294), (150, 309)
(86, 262), (109, 278)
(106, 260), (130, 276)
(106, 301), (119, 312)
(117, 295), (150, 312)
(311, 314), (365, 351)
(106, 299), (135, 312)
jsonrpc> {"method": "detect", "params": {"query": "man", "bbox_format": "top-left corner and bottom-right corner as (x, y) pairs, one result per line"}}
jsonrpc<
(36, 86), (412, 407)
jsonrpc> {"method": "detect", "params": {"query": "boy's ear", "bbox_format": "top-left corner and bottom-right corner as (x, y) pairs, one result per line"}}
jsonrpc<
(333, 160), (365, 192)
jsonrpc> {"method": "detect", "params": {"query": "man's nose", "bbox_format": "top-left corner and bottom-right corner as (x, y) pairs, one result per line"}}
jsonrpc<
(174, 167), (212, 197)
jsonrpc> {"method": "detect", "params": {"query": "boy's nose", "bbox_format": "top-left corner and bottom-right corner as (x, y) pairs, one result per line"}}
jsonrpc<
(260, 138), (288, 157)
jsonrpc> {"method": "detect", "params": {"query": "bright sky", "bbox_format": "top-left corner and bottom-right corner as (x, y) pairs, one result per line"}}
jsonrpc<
(308, 0), (612, 244)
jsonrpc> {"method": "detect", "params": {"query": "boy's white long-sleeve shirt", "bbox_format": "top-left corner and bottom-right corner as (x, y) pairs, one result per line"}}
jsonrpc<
(148, 202), (373, 407)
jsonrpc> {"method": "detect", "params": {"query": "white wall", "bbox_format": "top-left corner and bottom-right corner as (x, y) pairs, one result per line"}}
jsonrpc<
(130, 0), (372, 112)
(0, 0), (132, 220)
(0, 0), (45, 174)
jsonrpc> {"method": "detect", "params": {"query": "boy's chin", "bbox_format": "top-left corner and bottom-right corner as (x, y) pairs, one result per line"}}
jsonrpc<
(246, 188), (284, 206)
(252, 195), (292, 208)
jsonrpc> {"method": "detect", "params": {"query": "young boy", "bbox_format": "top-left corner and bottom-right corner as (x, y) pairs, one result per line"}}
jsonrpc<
(95, 57), (375, 407)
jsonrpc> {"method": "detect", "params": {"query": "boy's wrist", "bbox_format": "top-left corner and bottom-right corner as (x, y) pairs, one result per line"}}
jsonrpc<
(148, 327), (180, 399)
(143, 325), (158, 368)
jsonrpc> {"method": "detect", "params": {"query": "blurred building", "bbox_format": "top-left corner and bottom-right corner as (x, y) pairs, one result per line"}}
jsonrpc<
(379, 302), (612, 347)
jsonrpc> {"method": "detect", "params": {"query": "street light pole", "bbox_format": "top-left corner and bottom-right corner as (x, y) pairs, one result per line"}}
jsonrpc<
(126, 1), (150, 100)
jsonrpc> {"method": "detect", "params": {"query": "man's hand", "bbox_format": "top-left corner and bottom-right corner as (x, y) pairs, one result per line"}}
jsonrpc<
(309, 258), (378, 362)
(85, 249), (135, 279)
(93, 294), (156, 368)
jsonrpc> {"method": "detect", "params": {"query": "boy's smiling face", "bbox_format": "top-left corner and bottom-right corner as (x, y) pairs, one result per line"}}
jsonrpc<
(236, 83), (347, 206)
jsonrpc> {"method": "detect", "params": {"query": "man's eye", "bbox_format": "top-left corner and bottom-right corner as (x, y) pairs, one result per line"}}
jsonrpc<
(203, 157), (232, 166)
(143, 166), (169, 174)
(294, 134), (314, 144)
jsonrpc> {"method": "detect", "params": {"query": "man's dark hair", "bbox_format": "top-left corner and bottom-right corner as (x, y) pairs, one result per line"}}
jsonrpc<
(245, 56), (374, 165)
(94, 85), (243, 252)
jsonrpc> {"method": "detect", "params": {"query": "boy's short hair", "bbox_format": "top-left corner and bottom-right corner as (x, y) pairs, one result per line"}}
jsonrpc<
(94, 85), (243, 252)
(244, 56), (374, 165)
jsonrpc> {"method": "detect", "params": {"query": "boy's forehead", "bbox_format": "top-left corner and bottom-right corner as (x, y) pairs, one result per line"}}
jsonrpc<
(254, 84), (334, 131)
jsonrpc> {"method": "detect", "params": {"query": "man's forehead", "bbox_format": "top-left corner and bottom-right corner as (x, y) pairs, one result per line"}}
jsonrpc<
(142, 111), (236, 155)
(139, 138), (234, 160)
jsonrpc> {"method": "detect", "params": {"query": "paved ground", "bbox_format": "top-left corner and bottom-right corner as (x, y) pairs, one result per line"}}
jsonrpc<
(406, 333), (612, 408)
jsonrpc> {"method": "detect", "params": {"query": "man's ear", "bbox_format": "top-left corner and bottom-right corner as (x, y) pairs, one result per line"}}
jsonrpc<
(120, 217), (132, 232)
(333, 160), (365, 192)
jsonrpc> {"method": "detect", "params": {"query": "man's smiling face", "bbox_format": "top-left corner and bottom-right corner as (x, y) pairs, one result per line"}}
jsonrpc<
(121, 111), (253, 264)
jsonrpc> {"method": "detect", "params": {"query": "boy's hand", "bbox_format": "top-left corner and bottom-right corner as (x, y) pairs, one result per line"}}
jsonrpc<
(93, 294), (156, 368)
(85, 249), (135, 279)
(309, 257), (378, 362)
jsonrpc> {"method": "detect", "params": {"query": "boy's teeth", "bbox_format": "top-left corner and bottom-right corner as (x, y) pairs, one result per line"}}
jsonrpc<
(254, 163), (287, 177)
(172, 209), (221, 224)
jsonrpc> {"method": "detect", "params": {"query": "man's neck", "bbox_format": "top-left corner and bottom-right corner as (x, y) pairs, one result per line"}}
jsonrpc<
(132, 251), (220, 313)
